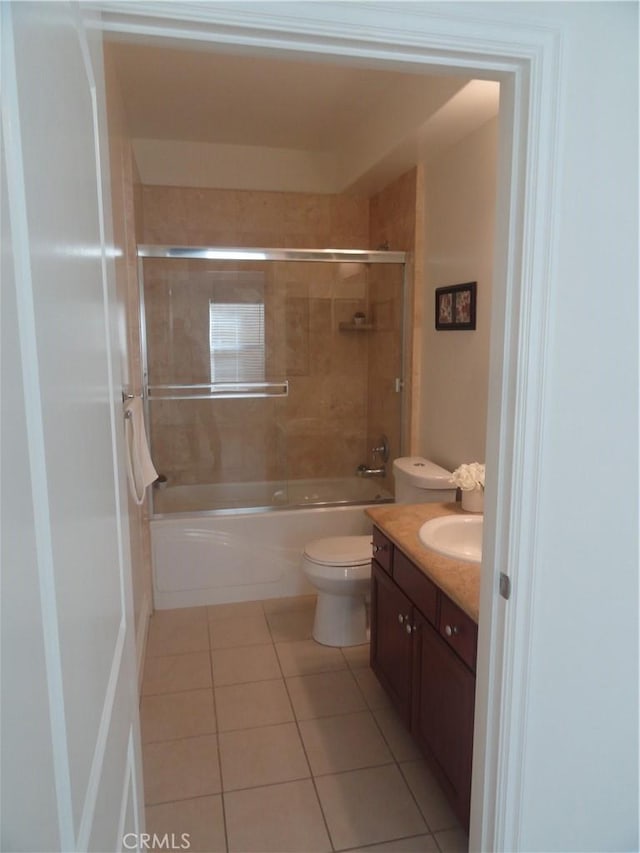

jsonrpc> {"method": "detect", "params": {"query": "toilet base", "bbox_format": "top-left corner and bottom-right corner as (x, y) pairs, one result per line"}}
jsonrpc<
(312, 590), (368, 647)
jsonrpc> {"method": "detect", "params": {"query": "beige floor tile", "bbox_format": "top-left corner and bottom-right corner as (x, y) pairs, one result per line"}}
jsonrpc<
(299, 710), (393, 775)
(275, 639), (347, 677)
(211, 643), (281, 686)
(224, 779), (331, 852)
(266, 607), (315, 642)
(145, 795), (226, 852)
(315, 764), (427, 850)
(141, 689), (216, 743)
(208, 600), (264, 622)
(433, 827), (469, 852)
(146, 607), (209, 657)
(353, 666), (394, 711)
(374, 707), (422, 762)
(215, 678), (293, 731)
(142, 735), (221, 805)
(142, 651), (212, 696)
(209, 613), (272, 649)
(400, 760), (461, 833)
(286, 670), (367, 720)
(262, 594), (316, 614)
(350, 835), (440, 852)
(341, 643), (371, 670)
(219, 722), (310, 791)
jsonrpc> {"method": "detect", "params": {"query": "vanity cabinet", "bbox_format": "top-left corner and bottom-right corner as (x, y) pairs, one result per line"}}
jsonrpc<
(370, 562), (413, 724)
(370, 527), (477, 830)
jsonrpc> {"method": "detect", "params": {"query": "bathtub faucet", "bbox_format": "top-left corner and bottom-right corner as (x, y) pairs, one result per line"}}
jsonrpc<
(356, 463), (386, 478)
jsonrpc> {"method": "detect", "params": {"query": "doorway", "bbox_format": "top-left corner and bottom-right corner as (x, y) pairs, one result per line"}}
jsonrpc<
(95, 5), (562, 851)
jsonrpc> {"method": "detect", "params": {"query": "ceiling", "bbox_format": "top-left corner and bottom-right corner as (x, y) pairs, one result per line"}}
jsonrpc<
(107, 39), (500, 194)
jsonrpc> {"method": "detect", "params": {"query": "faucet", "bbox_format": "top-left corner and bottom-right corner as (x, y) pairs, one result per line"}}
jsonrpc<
(356, 463), (386, 478)
(356, 433), (390, 477)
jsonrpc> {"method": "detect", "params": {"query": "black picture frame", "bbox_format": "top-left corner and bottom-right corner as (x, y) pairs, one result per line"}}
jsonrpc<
(435, 282), (477, 330)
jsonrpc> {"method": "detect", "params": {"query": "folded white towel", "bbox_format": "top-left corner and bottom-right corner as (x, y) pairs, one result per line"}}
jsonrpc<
(124, 397), (158, 505)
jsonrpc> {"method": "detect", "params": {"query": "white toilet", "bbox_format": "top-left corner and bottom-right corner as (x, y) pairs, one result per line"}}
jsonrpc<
(302, 535), (373, 647)
(302, 457), (456, 647)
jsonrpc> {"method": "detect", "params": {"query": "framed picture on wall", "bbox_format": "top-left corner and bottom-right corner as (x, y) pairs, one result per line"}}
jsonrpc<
(435, 282), (477, 330)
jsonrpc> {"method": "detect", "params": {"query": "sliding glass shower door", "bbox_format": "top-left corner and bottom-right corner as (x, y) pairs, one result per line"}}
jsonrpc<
(139, 248), (405, 514)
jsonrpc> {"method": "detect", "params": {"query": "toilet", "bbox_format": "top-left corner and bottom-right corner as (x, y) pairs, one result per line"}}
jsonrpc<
(302, 457), (456, 647)
(302, 535), (373, 647)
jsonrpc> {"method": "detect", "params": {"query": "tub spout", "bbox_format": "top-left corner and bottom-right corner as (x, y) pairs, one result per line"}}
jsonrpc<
(356, 464), (386, 478)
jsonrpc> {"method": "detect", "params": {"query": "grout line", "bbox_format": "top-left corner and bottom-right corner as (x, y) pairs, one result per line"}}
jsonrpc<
(336, 831), (441, 853)
(206, 614), (229, 853)
(145, 644), (211, 655)
(144, 598), (457, 852)
(366, 699), (439, 837)
(221, 771), (313, 797)
(273, 617), (337, 852)
(396, 758), (463, 837)
(141, 682), (214, 698)
(141, 730), (217, 748)
(145, 790), (224, 809)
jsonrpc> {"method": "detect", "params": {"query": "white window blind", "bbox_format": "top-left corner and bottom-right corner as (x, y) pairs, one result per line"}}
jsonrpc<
(209, 301), (265, 384)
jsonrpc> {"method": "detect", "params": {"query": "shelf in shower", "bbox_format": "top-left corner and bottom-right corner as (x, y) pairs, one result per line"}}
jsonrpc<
(146, 381), (289, 400)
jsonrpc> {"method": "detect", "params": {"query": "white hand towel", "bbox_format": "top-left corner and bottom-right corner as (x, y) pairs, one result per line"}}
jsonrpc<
(124, 397), (158, 505)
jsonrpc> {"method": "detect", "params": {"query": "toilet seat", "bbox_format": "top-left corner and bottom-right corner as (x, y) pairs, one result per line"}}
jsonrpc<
(303, 535), (372, 567)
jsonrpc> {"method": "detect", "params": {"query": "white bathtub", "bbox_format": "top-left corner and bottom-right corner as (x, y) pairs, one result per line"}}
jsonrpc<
(150, 478), (392, 609)
(152, 476), (392, 515)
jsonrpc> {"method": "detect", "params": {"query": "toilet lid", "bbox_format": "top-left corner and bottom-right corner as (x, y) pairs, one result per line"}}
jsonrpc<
(304, 535), (373, 567)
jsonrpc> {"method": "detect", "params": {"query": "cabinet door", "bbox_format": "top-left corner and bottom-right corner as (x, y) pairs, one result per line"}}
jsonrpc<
(412, 612), (476, 829)
(370, 561), (413, 725)
(372, 527), (393, 574)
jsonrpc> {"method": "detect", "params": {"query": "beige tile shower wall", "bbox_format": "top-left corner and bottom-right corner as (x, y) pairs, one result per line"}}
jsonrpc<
(104, 48), (152, 670)
(368, 168), (422, 493)
(141, 186), (370, 248)
(140, 189), (372, 486)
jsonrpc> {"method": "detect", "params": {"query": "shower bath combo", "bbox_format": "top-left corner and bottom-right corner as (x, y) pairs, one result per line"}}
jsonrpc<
(137, 245), (408, 607)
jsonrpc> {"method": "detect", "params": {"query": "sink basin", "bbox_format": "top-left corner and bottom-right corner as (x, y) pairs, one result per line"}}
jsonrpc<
(418, 515), (483, 564)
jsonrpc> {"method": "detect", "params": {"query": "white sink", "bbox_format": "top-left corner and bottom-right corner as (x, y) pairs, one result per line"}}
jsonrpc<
(418, 515), (483, 564)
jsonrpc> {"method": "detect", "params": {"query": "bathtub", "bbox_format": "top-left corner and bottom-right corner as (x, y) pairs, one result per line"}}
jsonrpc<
(150, 477), (393, 609)
(152, 476), (392, 515)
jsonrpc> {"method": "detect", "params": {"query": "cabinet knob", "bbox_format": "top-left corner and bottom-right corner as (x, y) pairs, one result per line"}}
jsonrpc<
(444, 624), (459, 637)
(373, 543), (387, 553)
(398, 613), (405, 625)
(405, 622), (417, 634)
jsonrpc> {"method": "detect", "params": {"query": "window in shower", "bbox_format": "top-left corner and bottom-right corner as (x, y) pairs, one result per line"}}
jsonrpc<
(209, 301), (265, 384)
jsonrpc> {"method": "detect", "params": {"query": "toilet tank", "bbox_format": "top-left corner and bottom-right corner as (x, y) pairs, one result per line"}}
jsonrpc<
(392, 457), (457, 504)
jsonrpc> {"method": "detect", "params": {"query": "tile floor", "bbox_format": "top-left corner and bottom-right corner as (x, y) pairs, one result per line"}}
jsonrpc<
(141, 595), (469, 853)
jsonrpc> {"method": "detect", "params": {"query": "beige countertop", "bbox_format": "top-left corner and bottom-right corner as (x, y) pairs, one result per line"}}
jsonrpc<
(365, 502), (481, 623)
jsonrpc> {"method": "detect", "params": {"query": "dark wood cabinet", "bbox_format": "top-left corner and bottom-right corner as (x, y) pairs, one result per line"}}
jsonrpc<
(412, 611), (476, 825)
(370, 561), (413, 725)
(369, 525), (477, 830)
(372, 526), (393, 574)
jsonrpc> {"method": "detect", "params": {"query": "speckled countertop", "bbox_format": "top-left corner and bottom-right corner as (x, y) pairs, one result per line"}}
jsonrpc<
(365, 502), (481, 623)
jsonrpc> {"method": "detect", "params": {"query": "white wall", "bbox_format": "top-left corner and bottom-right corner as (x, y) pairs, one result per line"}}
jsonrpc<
(133, 138), (337, 193)
(419, 117), (498, 470)
(495, 3), (638, 849)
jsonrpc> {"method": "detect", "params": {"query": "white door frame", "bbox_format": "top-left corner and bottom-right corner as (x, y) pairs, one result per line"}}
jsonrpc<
(90, 3), (564, 849)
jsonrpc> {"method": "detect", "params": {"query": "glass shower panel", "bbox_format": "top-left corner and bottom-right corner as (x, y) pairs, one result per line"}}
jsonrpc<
(142, 258), (289, 512)
(366, 261), (405, 497)
(140, 252), (404, 514)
